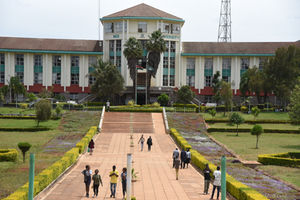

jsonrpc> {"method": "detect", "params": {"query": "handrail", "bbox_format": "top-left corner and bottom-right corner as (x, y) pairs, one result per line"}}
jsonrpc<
(98, 106), (105, 132)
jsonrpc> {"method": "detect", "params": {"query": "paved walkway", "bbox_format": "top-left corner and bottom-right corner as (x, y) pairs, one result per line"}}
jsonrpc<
(36, 112), (223, 200)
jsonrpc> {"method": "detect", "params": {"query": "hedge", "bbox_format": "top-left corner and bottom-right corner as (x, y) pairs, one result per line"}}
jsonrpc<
(205, 119), (292, 124)
(258, 152), (300, 167)
(170, 128), (269, 200)
(109, 106), (163, 113)
(0, 115), (36, 119)
(3, 126), (97, 200)
(0, 149), (18, 162)
(169, 128), (192, 150)
(76, 126), (97, 153)
(172, 103), (198, 108)
(86, 102), (105, 106)
(207, 127), (300, 134)
(0, 127), (51, 132)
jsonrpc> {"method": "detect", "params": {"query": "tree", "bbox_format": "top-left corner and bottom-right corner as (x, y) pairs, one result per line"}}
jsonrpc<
(212, 71), (221, 104)
(230, 112), (245, 136)
(35, 99), (52, 126)
(247, 67), (264, 104)
(38, 88), (53, 99)
(264, 45), (300, 107)
(239, 70), (250, 99)
(157, 93), (169, 106)
(18, 142), (31, 163)
(90, 59), (124, 101)
(251, 125), (263, 149)
(177, 85), (195, 104)
(123, 37), (143, 103)
(288, 78), (300, 124)
(251, 106), (261, 121)
(220, 81), (233, 116)
(55, 104), (63, 117)
(8, 76), (26, 103)
(27, 93), (37, 102)
(208, 109), (217, 118)
(146, 30), (166, 103)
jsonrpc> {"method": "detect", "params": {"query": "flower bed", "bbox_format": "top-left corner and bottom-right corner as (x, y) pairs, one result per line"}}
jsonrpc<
(258, 152), (300, 167)
(169, 128), (269, 200)
(0, 149), (18, 162)
(3, 126), (97, 200)
(205, 119), (291, 124)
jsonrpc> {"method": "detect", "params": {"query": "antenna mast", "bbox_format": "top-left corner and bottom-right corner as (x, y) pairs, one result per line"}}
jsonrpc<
(218, 0), (232, 42)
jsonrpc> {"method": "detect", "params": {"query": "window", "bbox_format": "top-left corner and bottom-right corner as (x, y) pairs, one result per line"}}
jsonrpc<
(240, 58), (249, 70)
(163, 75), (168, 86)
(222, 58), (231, 82)
(89, 56), (97, 67)
(163, 56), (168, 86)
(259, 58), (267, 70)
(15, 54), (24, 65)
(170, 57), (175, 69)
(138, 22), (147, 33)
(0, 53), (4, 65)
(109, 40), (114, 52)
(205, 76), (212, 87)
(104, 23), (114, 33)
(15, 54), (24, 83)
(88, 56), (97, 85)
(116, 56), (121, 71)
(52, 55), (61, 84)
(170, 41), (176, 53)
(116, 40), (122, 52)
(0, 54), (4, 83)
(205, 58), (213, 70)
(71, 56), (79, 85)
(186, 58), (195, 87)
(163, 23), (170, 33)
(114, 22), (123, 33)
(34, 55), (43, 84)
(109, 56), (114, 65)
(170, 57), (175, 86)
(170, 75), (175, 86)
(171, 24), (180, 34)
(165, 41), (169, 52)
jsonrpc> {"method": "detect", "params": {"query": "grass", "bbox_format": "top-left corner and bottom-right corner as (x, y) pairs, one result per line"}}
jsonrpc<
(209, 132), (300, 161)
(0, 107), (36, 115)
(0, 111), (100, 199)
(0, 119), (60, 129)
(202, 111), (290, 121)
(257, 165), (300, 188)
(208, 123), (300, 130)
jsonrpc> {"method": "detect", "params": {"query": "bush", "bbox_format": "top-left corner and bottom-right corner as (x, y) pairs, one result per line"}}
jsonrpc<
(127, 100), (135, 106)
(240, 106), (248, 113)
(35, 99), (52, 126)
(177, 85), (195, 104)
(86, 102), (105, 106)
(172, 103), (198, 108)
(169, 128), (192, 150)
(157, 93), (169, 106)
(251, 125), (263, 149)
(0, 149), (18, 162)
(76, 126), (97, 153)
(0, 127), (50, 132)
(18, 142), (31, 163)
(20, 103), (28, 109)
(0, 115), (36, 119)
(258, 152), (300, 167)
(208, 109), (217, 117)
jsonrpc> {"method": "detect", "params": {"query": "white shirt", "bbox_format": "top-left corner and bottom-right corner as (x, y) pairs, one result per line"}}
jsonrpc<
(213, 170), (221, 186)
(186, 151), (191, 159)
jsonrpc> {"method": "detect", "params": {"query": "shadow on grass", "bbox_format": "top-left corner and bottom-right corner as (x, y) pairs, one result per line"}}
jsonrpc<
(226, 134), (240, 137)
(280, 145), (300, 150)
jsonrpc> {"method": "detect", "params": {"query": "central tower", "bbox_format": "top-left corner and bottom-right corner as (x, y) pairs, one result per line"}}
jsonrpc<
(217, 0), (232, 42)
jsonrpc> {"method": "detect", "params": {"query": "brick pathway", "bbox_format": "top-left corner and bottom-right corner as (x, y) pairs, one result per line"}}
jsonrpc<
(36, 112), (224, 200)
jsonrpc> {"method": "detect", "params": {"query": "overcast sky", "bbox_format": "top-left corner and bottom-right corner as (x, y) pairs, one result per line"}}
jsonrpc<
(0, 0), (299, 42)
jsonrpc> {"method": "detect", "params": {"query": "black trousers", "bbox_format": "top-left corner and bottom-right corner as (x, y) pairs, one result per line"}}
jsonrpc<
(148, 144), (152, 151)
(93, 184), (99, 196)
(122, 181), (127, 196)
(211, 185), (220, 199)
(180, 160), (186, 168)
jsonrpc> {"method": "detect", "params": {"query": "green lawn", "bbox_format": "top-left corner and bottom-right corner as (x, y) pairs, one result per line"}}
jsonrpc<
(209, 132), (300, 161)
(0, 119), (60, 129)
(257, 165), (300, 188)
(202, 112), (290, 121)
(0, 107), (36, 115)
(0, 111), (100, 199)
(208, 123), (300, 130)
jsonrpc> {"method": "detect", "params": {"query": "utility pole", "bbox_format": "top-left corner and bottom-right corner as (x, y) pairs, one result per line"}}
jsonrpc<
(218, 0), (232, 42)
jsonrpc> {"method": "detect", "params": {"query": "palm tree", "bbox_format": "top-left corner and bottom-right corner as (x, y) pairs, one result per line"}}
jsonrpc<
(123, 37), (143, 103)
(146, 30), (166, 103)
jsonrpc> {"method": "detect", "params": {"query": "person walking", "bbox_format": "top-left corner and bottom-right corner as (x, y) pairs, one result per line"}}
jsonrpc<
(210, 166), (221, 200)
(172, 148), (180, 168)
(106, 100), (110, 112)
(203, 164), (211, 195)
(185, 148), (191, 168)
(138, 134), (145, 151)
(88, 139), (94, 155)
(92, 169), (103, 197)
(81, 165), (92, 197)
(121, 167), (127, 199)
(146, 136), (153, 151)
(180, 149), (187, 169)
(109, 165), (119, 198)
(174, 156), (181, 180)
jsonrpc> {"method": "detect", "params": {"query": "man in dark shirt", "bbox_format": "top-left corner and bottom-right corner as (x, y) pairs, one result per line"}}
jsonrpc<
(180, 150), (187, 169)
(203, 164), (211, 195)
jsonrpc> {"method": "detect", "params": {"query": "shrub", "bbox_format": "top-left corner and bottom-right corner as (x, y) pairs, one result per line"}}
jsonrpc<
(20, 103), (28, 109)
(157, 93), (169, 106)
(151, 102), (160, 107)
(258, 152), (300, 167)
(0, 127), (50, 132)
(229, 113), (245, 136)
(18, 142), (31, 163)
(35, 99), (52, 126)
(127, 100), (135, 106)
(251, 125), (263, 149)
(0, 149), (18, 162)
(55, 104), (63, 117)
(177, 85), (195, 104)
(240, 106), (248, 113)
(251, 106), (261, 120)
(208, 109), (217, 118)
(173, 103), (198, 108)
(86, 102), (105, 106)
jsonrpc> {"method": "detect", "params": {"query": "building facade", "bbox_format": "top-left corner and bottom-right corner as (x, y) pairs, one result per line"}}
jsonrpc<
(0, 3), (299, 103)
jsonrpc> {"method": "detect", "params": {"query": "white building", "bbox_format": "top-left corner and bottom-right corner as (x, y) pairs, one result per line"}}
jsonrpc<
(0, 3), (299, 103)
